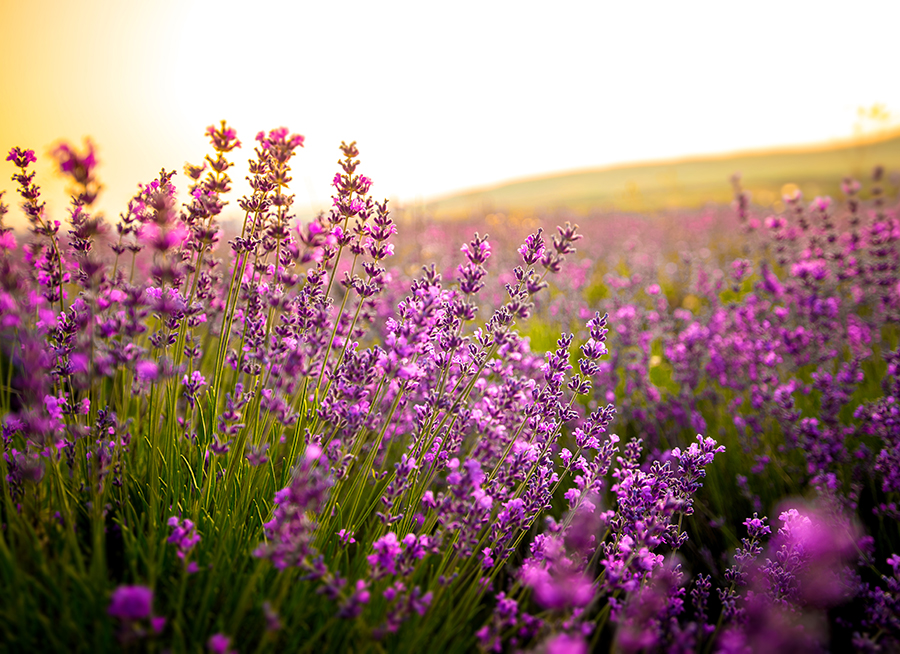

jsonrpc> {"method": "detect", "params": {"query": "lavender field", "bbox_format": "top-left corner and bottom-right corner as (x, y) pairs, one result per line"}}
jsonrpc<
(0, 124), (898, 653)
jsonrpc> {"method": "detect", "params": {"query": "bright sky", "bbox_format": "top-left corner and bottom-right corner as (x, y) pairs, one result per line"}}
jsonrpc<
(2, 0), (899, 224)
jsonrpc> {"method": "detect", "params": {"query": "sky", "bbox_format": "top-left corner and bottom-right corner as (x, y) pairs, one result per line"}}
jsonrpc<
(2, 0), (899, 225)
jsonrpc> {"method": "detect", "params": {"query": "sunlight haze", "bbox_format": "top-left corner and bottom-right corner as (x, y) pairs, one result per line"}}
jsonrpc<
(2, 0), (899, 224)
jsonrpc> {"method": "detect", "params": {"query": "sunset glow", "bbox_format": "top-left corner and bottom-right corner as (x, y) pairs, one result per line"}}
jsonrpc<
(4, 1), (900, 649)
(2, 0), (899, 223)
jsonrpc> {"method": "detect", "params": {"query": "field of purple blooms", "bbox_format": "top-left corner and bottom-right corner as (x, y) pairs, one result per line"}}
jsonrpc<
(0, 123), (898, 653)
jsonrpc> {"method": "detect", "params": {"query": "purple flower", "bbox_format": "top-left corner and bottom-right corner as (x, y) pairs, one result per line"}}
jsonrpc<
(338, 580), (371, 619)
(182, 370), (207, 408)
(6, 147), (37, 166)
(888, 554), (900, 574)
(743, 514), (771, 540)
(245, 443), (270, 466)
(207, 633), (235, 654)
(167, 516), (201, 566)
(262, 601), (282, 632)
(254, 446), (331, 570)
(518, 229), (545, 265)
(730, 258), (753, 282)
(0, 231), (17, 251)
(51, 138), (98, 195)
(136, 359), (160, 382)
(206, 121), (242, 152)
(545, 631), (588, 654)
(368, 532), (403, 577)
(526, 566), (594, 610)
(255, 126), (303, 151)
(762, 504), (859, 607)
(108, 585), (153, 621)
(461, 234), (492, 265)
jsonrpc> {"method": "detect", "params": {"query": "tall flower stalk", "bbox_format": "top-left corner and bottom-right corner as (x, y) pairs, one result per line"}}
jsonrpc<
(0, 130), (897, 654)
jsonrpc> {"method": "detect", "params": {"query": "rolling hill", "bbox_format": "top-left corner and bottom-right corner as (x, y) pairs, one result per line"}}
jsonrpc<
(416, 128), (900, 218)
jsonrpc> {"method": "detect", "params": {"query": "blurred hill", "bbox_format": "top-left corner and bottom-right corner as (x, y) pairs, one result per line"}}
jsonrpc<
(415, 128), (900, 218)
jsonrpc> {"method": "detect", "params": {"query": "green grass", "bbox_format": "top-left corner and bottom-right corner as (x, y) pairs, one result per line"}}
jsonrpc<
(420, 128), (900, 217)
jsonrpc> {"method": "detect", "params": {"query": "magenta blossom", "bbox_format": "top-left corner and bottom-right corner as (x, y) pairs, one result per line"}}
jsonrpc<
(545, 631), (588, 654)
(135, 360), (160, 382)
(368, 532), (403, 576)
(51, 139), (98, 185)
(207, 633), (235, 654)
(6, 147), (36, 166)
(0, 231), (17, 251)
(108, 585), (153, 621)
(521, 561), (594, 610)
(205, 122), (242, 152)
(255, 127), (304, 151)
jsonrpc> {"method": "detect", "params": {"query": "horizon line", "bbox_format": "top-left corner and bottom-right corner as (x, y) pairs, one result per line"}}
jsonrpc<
(408, 125), (900, 207)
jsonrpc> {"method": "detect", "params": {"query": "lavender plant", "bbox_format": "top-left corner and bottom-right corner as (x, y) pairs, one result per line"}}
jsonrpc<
(387, 166), (900, 650)
(2, 122), (898, 653)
